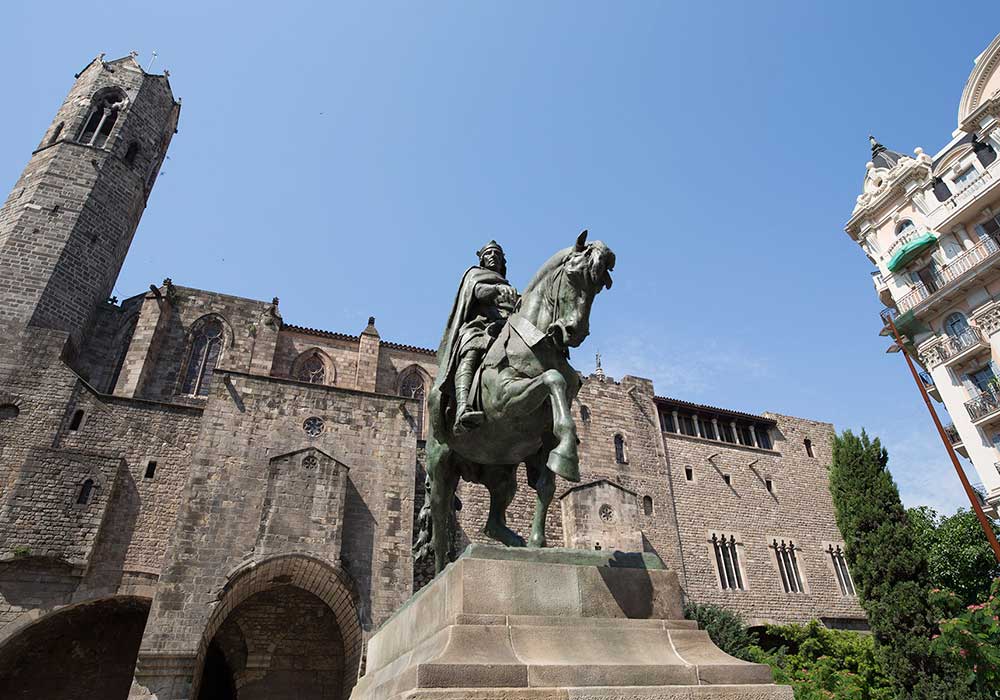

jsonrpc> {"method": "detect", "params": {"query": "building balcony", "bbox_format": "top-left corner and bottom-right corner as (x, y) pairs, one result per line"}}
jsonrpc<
(895, 233), (1000, 314)
(918, 370), (941, 401)
(965, 387), (1000, 425)
(944, 169), (993, 212)
(871, 270), (893, 307)
(938, 327), (990, 367)
(945, 423), (968, 457)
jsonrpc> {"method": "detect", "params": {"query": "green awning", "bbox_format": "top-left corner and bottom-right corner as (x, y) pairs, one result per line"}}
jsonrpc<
(886, 233), (936, 272)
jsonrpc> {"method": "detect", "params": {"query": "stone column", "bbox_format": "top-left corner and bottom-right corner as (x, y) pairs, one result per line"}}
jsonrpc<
(711, 417), (720, 441)
(691, 415), (700, 438)
(731, 421), (739, 445)
(671, 410), (679, 433)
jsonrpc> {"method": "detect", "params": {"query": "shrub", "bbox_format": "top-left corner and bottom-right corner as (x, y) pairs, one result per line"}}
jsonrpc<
(931, 579), (1000, 696)
(682, 602), (755, 661)
(747, 621), (895, 700)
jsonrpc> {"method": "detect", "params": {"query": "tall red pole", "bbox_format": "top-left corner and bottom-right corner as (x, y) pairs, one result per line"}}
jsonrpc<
(883, 311), (1000, 564)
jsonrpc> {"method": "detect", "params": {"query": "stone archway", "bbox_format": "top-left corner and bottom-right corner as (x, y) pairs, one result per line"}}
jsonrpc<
(193, 554), (363, 700)
(0, 595), (150, 699)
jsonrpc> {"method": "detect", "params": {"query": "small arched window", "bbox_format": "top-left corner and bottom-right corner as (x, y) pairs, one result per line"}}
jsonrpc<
(400, 371), (426, 440)
(944, 312), (970, 338)
(77, 479), (96, 505)
(804, 438), (815, 458)
(614, 433), (628, 464)
(123, 141), (140, 166)
(642, 495), (653, 516)
(77, 89), (127, 148)
(295, 352), (326, 384)
(895, 220), (916, 238)
(580, 405), (591, 423)
(49, 122), (64, 145)
(182, 317), (225, 396)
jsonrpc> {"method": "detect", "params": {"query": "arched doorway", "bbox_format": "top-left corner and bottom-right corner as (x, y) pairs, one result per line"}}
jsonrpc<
(199, 585), (344, 699)
(193, 554), (363, 700)
(0, 596), (150, 699)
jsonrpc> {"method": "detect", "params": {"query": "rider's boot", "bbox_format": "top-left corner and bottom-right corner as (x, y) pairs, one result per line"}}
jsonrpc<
(453, 352), (485, 434)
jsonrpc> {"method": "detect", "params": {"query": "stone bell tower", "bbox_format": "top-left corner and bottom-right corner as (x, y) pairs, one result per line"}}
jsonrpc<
(0, 53), (180, 353)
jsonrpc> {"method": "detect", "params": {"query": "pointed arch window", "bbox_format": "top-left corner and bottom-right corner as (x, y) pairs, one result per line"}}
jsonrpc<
(182, 318), (225, 396)
(296, 352), (326, 384)
(614, 433), (628, 464)
(400, 371), (426, 440)
(77, 479), (96, 505)
(77, 89), (128, 148)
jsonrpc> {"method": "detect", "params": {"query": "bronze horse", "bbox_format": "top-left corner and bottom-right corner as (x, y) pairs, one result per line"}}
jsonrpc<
(415, 231), (615, 573)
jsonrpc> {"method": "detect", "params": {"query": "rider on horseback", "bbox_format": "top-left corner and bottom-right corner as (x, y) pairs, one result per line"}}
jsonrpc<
(437, 240), (519, 435)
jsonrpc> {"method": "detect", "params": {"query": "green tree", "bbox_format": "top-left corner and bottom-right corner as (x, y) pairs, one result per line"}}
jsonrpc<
(828, 430), (970, 699)
(682, 602), (755, 661)
(908, 506), (1000, 605)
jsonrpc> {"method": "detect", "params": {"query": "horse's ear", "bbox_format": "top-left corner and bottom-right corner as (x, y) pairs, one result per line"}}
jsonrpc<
(575, 230), (588, 251)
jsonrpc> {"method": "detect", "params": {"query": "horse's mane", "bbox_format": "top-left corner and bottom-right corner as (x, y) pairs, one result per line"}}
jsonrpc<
(521, 246), (574, 297)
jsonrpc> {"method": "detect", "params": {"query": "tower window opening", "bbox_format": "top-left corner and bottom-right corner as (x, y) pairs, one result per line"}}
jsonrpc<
(765, 478), (774, 493)
(77, 479), (96, 505)
(804, 439), (814, 458)
(828, 544), (856, 596)
(77, 90), (127, 148)
(68, 409), (84, 431)
(144, 460), (157, 479)
(614, 433), (628, 464)
(684, 466), (693, 481)
(723, 473), (732, 486)
(123, 141), (140, 166)
(642, 495), (653, 515)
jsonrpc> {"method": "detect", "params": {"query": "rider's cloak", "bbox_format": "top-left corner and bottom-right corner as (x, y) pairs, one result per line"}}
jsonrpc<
(429, 265), (510, 436)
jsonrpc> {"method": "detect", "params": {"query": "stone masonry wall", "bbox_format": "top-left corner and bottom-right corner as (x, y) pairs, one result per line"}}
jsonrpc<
(137, 369), (417, 665)
(663, 413), (866, 625)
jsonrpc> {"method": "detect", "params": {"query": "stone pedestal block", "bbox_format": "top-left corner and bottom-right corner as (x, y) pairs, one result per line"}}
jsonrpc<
(351, 546), (791, 700)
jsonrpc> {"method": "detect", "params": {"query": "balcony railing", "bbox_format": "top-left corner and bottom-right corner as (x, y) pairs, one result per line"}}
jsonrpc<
(895, 234), (1000, 313)
(886, 228), (927, 258)
(944, 169), (993, 211)
(944, 423), (962, 444)
(938, 327), (987, 362)
(966, 387), (1000, 422)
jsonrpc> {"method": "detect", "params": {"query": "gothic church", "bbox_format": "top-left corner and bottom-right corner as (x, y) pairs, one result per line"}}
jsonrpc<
(0, 56), (864, 700)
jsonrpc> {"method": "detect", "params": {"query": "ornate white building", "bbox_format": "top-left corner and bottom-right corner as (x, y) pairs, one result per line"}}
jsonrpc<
(844, 33), (1000, 516)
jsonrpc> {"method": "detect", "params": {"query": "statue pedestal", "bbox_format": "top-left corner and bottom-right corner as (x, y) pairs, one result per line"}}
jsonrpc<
(350, 546), (791, 700)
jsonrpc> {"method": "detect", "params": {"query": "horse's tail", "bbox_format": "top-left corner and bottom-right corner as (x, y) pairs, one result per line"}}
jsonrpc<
(412, 472), (462, 565)
(412, 473), (434, 563)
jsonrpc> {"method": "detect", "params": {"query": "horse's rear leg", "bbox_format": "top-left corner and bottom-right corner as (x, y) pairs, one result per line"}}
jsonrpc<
(427, 436), (459, 574)
(482, 465), (525, 547)
(524, 447), (556, 548)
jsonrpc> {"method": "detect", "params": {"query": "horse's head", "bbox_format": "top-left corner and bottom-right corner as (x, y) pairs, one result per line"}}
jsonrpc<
(545, 230), (615, 350)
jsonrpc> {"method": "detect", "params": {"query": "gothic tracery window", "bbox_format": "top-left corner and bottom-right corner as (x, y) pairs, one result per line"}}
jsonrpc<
(77, 89), (128, 148)
(400, 371), (426, 440)
(296, 352), (326, 384)
(182, 317), (225, 396)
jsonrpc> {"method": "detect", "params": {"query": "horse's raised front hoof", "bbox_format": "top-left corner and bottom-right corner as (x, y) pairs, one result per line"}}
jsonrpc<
(546, 450), (580, 482)
(528, 533), (546, 549)
(484, 521), (526, 547)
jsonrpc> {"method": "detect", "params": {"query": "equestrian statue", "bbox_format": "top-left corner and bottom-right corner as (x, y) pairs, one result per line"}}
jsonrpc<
(413, 230), (616, 573)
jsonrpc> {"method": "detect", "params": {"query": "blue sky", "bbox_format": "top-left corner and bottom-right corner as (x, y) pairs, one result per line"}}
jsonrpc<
(3, 2), (997, 514)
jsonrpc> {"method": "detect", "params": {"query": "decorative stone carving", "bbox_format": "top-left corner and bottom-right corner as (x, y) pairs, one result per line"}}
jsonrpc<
(973, 304), (1000, 336)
